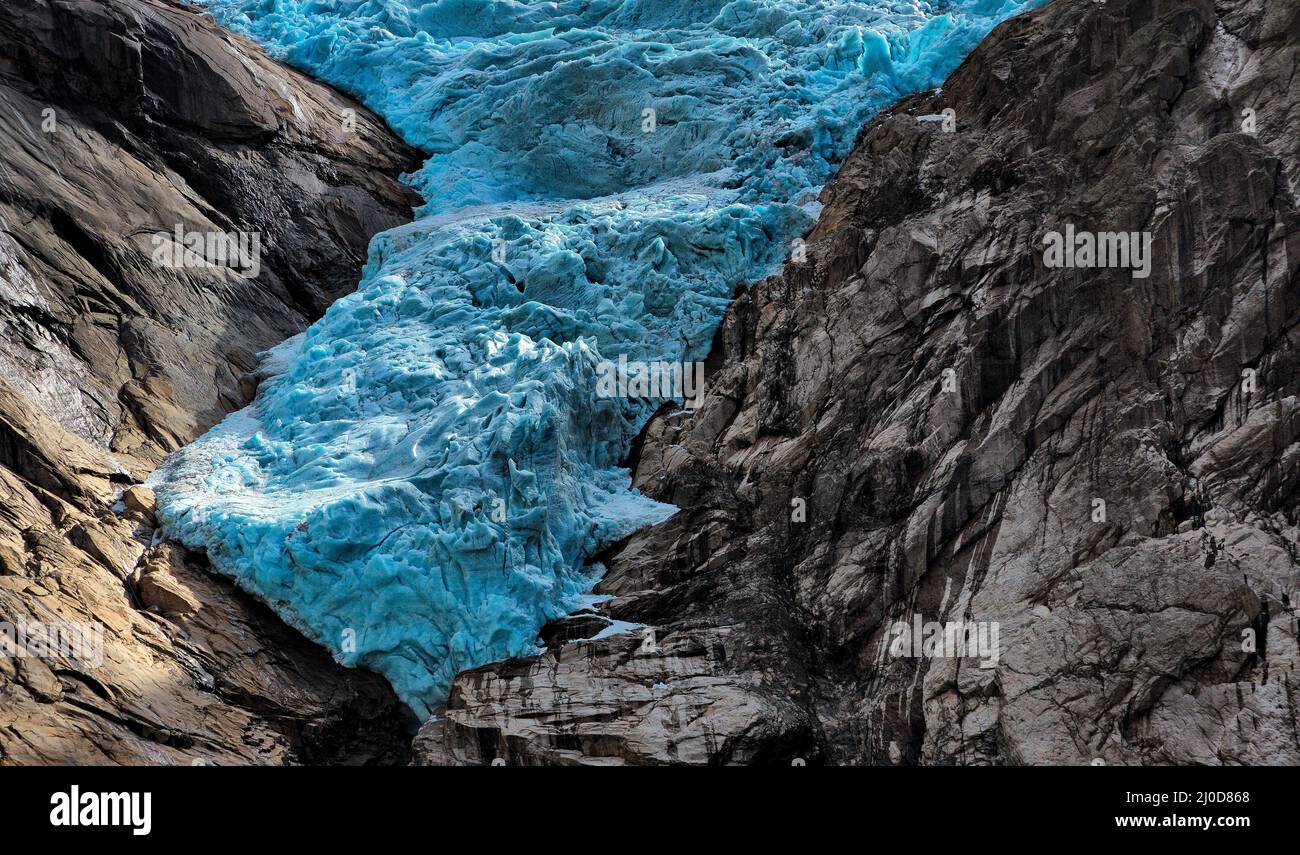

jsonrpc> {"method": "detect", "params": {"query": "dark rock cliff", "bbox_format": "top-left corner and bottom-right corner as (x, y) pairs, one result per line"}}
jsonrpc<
(416, 0), (1300, 765)
(0, 0), (422, 764)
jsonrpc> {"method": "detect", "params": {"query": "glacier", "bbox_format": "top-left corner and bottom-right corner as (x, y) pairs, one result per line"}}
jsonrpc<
(154, 0), (1043, 718)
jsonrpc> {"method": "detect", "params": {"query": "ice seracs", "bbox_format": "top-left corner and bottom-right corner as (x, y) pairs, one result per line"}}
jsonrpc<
(157, 0), (1043, 717)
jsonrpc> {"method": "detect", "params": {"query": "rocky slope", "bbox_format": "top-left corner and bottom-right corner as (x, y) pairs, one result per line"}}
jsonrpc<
(416, 0), (1300, 765)
(0, 0), (422, 764)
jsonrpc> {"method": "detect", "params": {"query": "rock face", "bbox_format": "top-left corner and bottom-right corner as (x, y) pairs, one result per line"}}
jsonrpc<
(0, 0), (421, 764)
(416, 0), (1300, 764)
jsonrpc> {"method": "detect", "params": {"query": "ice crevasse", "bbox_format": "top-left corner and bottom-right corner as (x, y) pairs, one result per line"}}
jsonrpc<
(155, 0), (1044, 718)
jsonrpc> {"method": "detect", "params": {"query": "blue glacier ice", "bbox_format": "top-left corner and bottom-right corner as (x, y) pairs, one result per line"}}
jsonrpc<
(155, 0), (1043, 718)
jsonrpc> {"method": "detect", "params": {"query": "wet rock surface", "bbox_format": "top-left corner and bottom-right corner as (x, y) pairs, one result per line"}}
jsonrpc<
(416, 0), (1300, 765)
(0, 0), (421, 764)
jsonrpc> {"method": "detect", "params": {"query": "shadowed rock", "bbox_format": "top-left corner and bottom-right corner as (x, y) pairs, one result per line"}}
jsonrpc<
(0, 0), (422, 765)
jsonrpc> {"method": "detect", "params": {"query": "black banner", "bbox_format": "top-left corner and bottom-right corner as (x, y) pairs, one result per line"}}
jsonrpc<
(1, 766), (1280, 842)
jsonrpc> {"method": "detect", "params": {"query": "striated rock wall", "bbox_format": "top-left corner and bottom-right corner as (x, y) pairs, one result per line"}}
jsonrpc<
(416, 0), (1300, 765)
(0, 0), (422, 764)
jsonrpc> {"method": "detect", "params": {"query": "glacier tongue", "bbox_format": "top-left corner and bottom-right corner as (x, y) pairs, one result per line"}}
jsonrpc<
(156, 0), (1042, 717)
